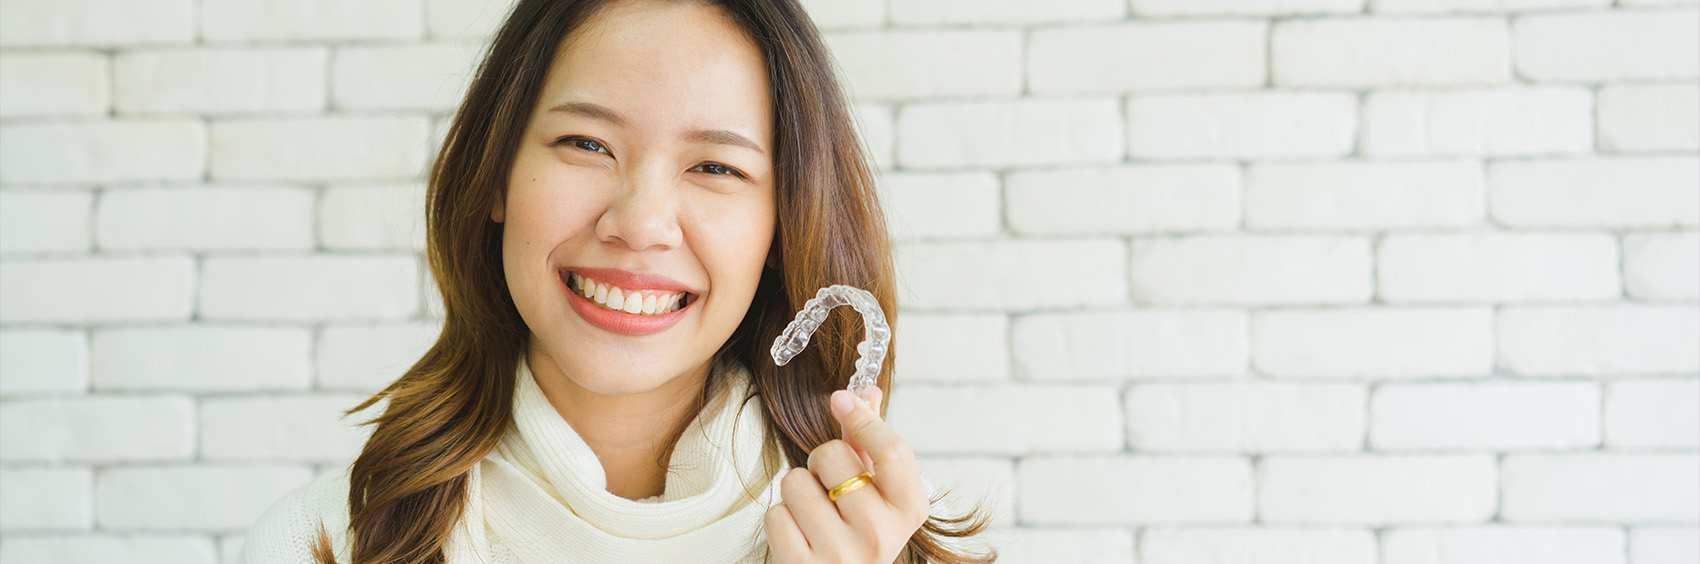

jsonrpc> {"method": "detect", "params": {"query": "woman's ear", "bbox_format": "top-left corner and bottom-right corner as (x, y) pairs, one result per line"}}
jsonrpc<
(490, 191), (506, 223)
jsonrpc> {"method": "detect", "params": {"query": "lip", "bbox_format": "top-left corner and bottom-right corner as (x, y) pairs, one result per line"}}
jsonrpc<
(568, 267), (696, 294)
(560, 268), (695, 337)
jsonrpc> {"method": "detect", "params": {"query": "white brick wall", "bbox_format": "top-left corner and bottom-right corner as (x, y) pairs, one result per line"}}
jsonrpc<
(2, 1), (1695, 561)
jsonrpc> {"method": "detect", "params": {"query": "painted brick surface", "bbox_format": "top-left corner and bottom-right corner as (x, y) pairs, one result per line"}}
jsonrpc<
(2, 0), (1695, 559)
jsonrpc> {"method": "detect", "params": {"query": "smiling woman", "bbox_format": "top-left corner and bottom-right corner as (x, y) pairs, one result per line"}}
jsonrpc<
(232, 1), (994, 564)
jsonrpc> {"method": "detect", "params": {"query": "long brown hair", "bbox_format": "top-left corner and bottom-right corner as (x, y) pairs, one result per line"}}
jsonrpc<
(316, 1), (996, 562)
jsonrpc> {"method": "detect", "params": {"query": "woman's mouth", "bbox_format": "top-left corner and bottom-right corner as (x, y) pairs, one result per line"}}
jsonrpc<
(564, 271), (694, 316)
(558, 269), (697, 337)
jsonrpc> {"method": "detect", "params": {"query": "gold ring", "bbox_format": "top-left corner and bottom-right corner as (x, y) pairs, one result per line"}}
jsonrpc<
(828, 472), (874, 501)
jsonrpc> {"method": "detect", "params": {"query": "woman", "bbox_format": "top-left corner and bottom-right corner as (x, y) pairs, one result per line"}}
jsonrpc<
(236, 0), (994, 563)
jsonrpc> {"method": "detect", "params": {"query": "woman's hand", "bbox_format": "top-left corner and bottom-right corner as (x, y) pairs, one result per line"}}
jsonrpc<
(765, 386), (930, 564)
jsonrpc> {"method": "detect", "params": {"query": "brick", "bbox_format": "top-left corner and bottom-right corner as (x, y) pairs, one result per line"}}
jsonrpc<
(0, 256), (195, 323)
(1246, 160), (1484, 230)
(200, 0), (423, 41)
(1007, 165), (1241, 235)
(1142, 528), (1376, 564)
(916, 457), (1015, 526)
(0, 535), (216, 564)
(425, 0), (512, 39)
(1605, 379), (1700, 449)
(1254, 308), (1493, 379)
(1374, 0), (1607, 12)
(96, 186), (316, 251)
(1362, 88), (1592, 156)
(893, 314), (1009, 382)
(895, 240), (1126, 311)
(1028, 21), (1265, 94)
(886, 385), (1122, 454)
(1259, 455), (1497, 524)
(200, 256), (420, 321)
(319, 183), (428, 250)
(1125, 383), (1366, 452)
(1503, 454), (1700, 523)
(1126, 92), (1357, 159)
(1019, 456), (1254, 524)
(1378, 232), (1619, 302)
(317, 322), (441, 390)
(1129, 235), (1372, 305)
(1632, 528), (1700, 564)
(1383, 527), (1626, 564)
(1371, 382), (1600, 450)
(897, 99), (1123, 169)
(0, 0), (195, 46)
(0, 190), (92, 254)
(96, 465), (312, 531)
(853, 103), (893, 170)
(892, 0), (1122, 24)
(1273, 17), (1511, 87)
(0, 467), (92, 530)
(424, 269), (447, 319)
(201, 395), (372, 461)
(1498, 305), (1700, 376)
(209, 116), (429, 181)
(0, 52), (109, 117)
(0, 120), (205, 184)
(880, 172), (1000, 241)
(1489, 157), (1699, 228)
(91, 326), (311, 392)
(1014, 310), (1248, 380)
(113, 48), (325, 115)
(1599, 83), (1700, 152)
(1131, 0), (1364, 15)
(331, 43), (480, 111)
(825, 30), (1021, 100)
(1515, 9), (1700, 81)
(997, 528), (1134, 564)
(1626, 231), (1699, 299)
(0, 329), (87, 394)
(221, 536), (244, 564)
(0, 396), (193, 462)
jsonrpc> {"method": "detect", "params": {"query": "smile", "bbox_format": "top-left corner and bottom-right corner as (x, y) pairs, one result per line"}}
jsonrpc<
(565, 271), (693, 316)
(558, 268), (697, 337)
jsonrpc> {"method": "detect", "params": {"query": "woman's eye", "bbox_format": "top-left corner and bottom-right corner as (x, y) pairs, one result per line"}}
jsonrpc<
(692, 162), (743, 178)
(555, 136), (608, 154)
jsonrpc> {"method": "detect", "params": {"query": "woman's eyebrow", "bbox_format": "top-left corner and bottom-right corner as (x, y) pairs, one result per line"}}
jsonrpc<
(687, 129), (765, 155)
(548, 100), (764, 154)
(548, 101), (628, 127)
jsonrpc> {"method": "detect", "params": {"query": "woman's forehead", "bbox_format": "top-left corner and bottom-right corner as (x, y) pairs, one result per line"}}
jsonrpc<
(539, 0), (773, 142)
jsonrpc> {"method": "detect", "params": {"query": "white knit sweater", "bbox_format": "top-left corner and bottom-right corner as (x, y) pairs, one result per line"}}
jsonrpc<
(236, 358), (955, 564)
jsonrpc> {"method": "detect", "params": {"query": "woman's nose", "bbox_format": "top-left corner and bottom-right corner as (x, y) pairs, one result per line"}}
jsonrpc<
(595, 167), (684, 252)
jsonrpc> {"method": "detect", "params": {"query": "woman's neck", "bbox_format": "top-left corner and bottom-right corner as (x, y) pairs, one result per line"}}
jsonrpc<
(525, 347), (711, 500)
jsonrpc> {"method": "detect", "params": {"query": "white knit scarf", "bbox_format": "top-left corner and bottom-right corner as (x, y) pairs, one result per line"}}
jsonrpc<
(442, 356), (791, 563)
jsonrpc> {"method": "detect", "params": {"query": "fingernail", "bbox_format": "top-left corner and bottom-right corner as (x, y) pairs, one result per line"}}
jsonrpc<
(831, 390), (854, 416)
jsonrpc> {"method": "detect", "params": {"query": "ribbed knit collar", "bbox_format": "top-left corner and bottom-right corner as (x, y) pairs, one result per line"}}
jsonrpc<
(442, 355), (790, 563)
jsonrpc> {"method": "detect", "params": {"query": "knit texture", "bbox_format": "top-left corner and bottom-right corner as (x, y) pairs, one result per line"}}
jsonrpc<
(237, 356), (791, 563)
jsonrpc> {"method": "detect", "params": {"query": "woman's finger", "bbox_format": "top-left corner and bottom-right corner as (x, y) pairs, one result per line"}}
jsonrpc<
(806, 438), (886, 532)
(828, 390), (927, 518)
(849, 387), (882, 476)
(763, 503), (811, 560)
(778, 467), (851, 548)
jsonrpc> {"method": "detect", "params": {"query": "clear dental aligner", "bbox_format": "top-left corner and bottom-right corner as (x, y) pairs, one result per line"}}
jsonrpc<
(769, 285), (890, 395)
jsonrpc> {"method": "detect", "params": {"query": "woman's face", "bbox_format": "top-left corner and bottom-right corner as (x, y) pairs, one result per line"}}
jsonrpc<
(497, 0), (776, 396)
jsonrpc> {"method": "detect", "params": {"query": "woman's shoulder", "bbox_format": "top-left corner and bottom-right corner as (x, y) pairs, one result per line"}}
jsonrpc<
(236, 465), (354, 564)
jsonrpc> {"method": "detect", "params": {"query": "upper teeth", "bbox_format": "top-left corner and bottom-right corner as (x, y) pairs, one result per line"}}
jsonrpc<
(570, 273), (687, 316)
